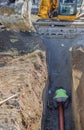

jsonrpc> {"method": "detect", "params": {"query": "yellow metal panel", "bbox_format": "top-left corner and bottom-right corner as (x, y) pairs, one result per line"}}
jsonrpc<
(57, 15), (76, 21)
(38, 0), (51, 18)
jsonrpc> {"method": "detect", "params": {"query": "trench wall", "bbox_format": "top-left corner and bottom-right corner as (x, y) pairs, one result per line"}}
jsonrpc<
(72, 46), (84, 130)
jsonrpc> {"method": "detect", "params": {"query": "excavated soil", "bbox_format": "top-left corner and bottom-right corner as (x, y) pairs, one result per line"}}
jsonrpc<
(0, 29), (48, 130)
(72, 46), (84, 130)
(0, 2), (84, 128)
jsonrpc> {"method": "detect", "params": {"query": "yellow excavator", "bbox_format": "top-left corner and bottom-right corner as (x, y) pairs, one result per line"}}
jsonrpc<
(33, 0), (84, 38)
(38, 0), (83, 20)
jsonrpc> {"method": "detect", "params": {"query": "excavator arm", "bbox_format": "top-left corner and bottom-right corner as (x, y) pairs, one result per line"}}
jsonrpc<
(38, 0), (51, 18)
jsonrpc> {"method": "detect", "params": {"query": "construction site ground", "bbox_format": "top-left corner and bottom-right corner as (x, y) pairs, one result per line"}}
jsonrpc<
(0, 3), (84, 128)
(0, 29), (48, 130)
(0, 25), (84, 130)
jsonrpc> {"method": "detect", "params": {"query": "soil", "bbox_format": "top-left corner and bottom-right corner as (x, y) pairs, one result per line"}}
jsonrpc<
(72, 46), (84, 130)
(0, 29), (48, 130)
(0, 2), (84, 129)
(1, 29), (84, 130)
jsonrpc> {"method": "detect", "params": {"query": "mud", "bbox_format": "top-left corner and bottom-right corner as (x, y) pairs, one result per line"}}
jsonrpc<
(39, 34), (84, 130)
(0, 30), (44, 53)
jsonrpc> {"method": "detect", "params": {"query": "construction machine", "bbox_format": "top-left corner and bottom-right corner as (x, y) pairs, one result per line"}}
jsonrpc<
(32, 0), (84, 37)
(38, 0), (83, 20)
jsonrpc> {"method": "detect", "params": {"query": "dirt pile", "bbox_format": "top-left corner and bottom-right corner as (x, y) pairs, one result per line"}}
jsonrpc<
(0, 1), (38, 31)
(0, 29), (48, 130)
(72, 46), (84, 130)
(0, 51), (47, 130)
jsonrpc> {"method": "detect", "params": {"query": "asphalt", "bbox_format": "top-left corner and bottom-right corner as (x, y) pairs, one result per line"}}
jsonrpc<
(40, 34), (84, 130)
(0, 30), (43, 54)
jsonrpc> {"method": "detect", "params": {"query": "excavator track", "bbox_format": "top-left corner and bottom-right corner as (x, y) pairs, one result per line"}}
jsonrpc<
(33, 19), (84, 38)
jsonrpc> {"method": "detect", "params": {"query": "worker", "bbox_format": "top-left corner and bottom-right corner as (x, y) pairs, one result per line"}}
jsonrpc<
(53, 88), (68, 108)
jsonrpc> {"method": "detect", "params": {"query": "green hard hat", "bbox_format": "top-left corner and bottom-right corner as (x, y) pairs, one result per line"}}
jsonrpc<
(54, 88), (68, 99)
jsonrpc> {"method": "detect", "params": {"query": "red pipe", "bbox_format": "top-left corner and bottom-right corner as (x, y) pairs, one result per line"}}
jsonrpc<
(58, 102), (64, 130)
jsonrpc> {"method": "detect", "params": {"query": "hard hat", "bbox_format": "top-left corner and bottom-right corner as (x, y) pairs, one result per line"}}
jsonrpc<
(54, 88), (68, 99)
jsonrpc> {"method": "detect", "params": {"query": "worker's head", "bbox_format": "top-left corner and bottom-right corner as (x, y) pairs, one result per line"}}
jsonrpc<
(54, 88), (69, 102)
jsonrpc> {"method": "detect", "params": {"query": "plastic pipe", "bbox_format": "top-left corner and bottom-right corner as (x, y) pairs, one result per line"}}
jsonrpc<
(58, 102), (64, 130)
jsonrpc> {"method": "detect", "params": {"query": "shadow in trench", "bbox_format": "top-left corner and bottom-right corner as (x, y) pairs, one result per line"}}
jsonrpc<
(40, 36), (76, 130)
(41, 80), (49, 130)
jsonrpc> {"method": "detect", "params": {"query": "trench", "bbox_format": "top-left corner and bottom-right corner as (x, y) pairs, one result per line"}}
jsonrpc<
(41, 34), (84, 130)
